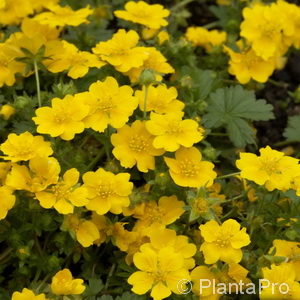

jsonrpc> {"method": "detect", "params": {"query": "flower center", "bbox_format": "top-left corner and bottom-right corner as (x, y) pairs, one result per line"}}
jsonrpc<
(179, 159), (199, 177)
(166, 121), (183, 135)
(17, 148), (33, 157)
(52, 184), (71, 200)
(97, 184), (113, 198)
(152, 267), (167, 283)
(145, 205), (162, 225)
(215, 236), (230, 248)
(129, 134), (149, 152)
(260, 158), (281, 176)
(98, 98), (115, 112)
(244, 52), (260, 68)
(54, 112), (68, 124)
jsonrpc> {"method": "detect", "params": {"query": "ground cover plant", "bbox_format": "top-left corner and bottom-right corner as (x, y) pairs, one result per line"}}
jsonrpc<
(1, 0), (300, 299)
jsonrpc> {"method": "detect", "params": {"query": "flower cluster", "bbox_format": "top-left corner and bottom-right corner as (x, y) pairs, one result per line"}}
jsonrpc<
(0, 5), (99, 87)
(236, 146), (300, 192)
(2, 0), (300, 300)
(225, 0), (300, 84)
(11, 269), (85, 299)
(186, 26), (227, 51)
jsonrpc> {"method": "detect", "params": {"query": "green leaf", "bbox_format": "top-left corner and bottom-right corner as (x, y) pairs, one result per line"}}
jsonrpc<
(283, 115), (300, 141)
(180, 67), (220, 100)
(203, 85), (274, 147)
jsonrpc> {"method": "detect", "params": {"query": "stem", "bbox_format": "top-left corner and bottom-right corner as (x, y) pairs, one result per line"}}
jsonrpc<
(203, 21), (220, 29)
(35, 235), (44, 258)
(143, 85), (149, 119)
(104, 263), (116, 290)
(223, 194), (244, 202)
(171, 0), (195, 11)
(274, 140), (298, 147)
(268, 79), (288, 88)
(210, 208), (221, 225)
(0, 248), (12, 262)
(36, 274), (51, 293)
(86, 148), (106, 171)
(217, 172), (240, 180)
(34, 60), (42, 107)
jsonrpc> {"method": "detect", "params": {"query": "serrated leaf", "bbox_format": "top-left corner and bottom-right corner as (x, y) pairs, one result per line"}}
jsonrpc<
(227, 118), (256, 147)
(203, 85), (274, 147)
(283, 115), (300, 141)
(180, 67), (219, 100)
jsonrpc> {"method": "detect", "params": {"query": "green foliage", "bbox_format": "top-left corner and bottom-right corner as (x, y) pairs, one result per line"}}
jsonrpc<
(203, 85), (274, 147)
(283, 115), (300, 142)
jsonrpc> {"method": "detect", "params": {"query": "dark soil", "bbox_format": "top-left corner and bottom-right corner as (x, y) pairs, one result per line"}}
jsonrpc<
(255, 52), (300, 147)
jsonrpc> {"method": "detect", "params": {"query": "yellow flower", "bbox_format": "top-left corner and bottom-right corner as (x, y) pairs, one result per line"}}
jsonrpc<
(0, 162), (11, 184)
(237, 176), (257, 202)
(20, 18), (61, 41)
(164, 147), (216, 188)
(191, 263), (250, 299)
(0, 0), (58, 25)
(130, 195), (185, 229)
(114, 1), (169, 30)
(240, 3), (287, 59)
(45, 40), (105, 79)
(186, 26), (227, 51)
(33, 94), (89, 141)
(200, 219), (250, 264)
(6, 157), (60, 193)
(0, 186), (15, 220)
(272, 239), (300, 281)
(0, 43), (25, 87)
(111, 120), (164, 172)
(128, 244), (190, 300)
(136, 84), (184, 114)
(51, 269), (85, 295)
(0, 104), (15, 120)
(125, 47), (174, 83)
(224, 45), (277, 84)
(191, 266), (221, 300)
(142, 28), (159, 40)
(35, 168), (88, 214)
(6, 31), (47, 62)
(0, 132), (53, 162)
(0, 1), (38, 25)
(236, 146), (300, 191)
(291, 175), (300, 196)
(157, 31), (169, 45)
(92, 29), (148, 73)
(226, 263), (251, 288)
(275, 0), (300, 49)
(11, 288), (48, 300)
(34, 4), (93, 27)
(83, 76), (138, 132)
(260, 263), (300, 299)
(5, 18), (62, 68)
(91, 213), (112, 246)
(113, 223), (150, 265)
(82, 168), (133, 215)
(62, 215), (100, 247)
(146, 227), (197, 270)
(146, 112), (203, 152)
